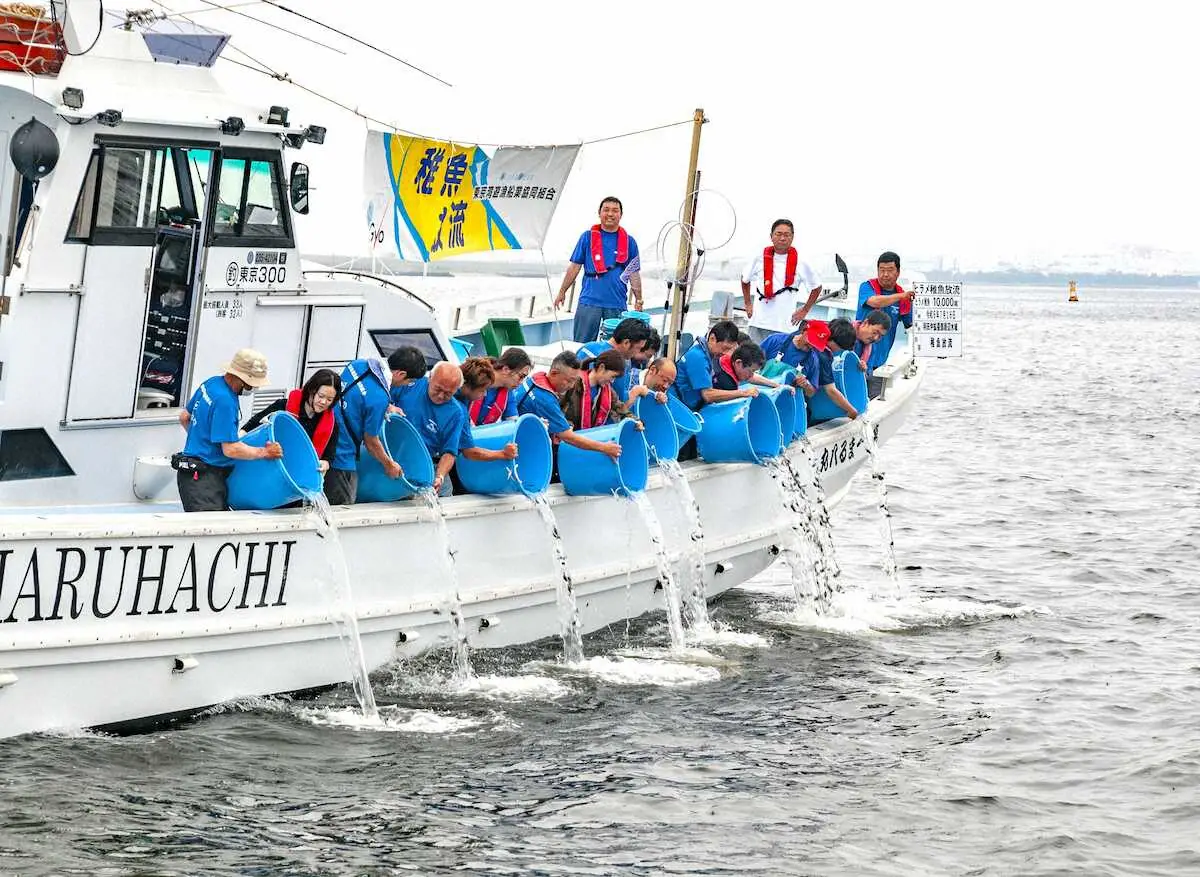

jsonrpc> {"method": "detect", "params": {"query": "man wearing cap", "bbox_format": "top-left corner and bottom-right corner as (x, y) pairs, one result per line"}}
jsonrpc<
(856, 251), (914, 385)
(760, 320), (831, 400)
(740, 219), (823, 346)
(175, 349), (283, 512)
(328, 346), (427, 505)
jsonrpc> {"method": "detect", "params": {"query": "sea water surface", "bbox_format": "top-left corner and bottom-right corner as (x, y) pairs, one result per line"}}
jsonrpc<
(2, 285), (1199, 876)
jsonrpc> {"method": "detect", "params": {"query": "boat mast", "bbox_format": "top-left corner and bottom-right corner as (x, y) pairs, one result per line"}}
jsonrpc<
(666, 108), (707, 360)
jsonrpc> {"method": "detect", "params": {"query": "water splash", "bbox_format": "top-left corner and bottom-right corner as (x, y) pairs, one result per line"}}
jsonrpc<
(528, 493), (585, 664)
(304, 493), (379, 721)
(628, 491), (686, 651)
(764, 458), (823, 614)
(860, 419), (902, 594)
(793, 439), (844, 608)
(658, 459), (712, 632)
(419, 489), (473, 683)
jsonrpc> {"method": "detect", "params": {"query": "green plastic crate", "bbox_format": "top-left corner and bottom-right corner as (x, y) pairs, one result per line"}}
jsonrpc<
(479, 318), (526, 358)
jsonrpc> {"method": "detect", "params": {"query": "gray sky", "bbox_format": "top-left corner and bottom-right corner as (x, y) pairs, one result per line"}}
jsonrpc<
(179, 0), (1196, 269)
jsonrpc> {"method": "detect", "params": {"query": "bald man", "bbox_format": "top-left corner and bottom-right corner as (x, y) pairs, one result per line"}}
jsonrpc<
(628, 357), (677, 405)
(392, 361), (496, 496)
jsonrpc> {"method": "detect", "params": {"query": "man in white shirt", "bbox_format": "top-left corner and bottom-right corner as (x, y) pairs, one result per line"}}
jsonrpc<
(740, 219), (823, 345)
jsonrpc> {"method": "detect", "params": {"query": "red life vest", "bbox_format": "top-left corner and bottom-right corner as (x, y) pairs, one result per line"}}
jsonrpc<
(286, 389), (335, 457)
(589, 224), (629, 274)
(869, 277), (910, 315)
(580, 377), (613, 429)
(468, 387), (509, 426)
(530, 372), (557, 394)
(761, 247), (799, 300)
(717, 353), (738, 383)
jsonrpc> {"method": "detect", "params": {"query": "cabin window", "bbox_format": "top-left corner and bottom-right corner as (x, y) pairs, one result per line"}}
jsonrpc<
(369, 329), (447, 371)
(210, 152), (292, 246)
(66, 144), (212, 245)
(0, 428), (74, 481)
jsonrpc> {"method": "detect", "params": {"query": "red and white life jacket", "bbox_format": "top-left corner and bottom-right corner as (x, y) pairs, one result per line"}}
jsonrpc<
(590, 224), (629, 274)
(580, 377), (613, 429)
(286, 389), (335, 457)
(761, 247), (799, 300)
(468, 387), (509, 426)
(868, 277), (910, 315)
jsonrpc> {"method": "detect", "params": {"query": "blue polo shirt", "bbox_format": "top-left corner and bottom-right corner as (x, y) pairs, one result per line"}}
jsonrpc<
(856, 280), (911, 371)
(392, 377), (469, 458)
(570, 229), (640, 310)
(514, 376), (572, 437)
(332, 359), (390, 471)
(181, 375), (241, 467)
(671, 343), (715, 410)
(763, 331), (824, 388)
(578, 339), (633, 403)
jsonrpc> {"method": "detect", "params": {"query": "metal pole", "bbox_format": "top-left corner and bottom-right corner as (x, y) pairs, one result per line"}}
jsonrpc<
(666, 108), (706, 361)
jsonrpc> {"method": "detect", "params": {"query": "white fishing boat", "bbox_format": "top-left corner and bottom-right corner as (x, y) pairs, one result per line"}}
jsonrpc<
(0, 2), (924, 739)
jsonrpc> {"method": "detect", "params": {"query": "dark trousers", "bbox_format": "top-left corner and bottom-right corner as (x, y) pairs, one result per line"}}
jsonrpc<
(177, 467), (231, 512)
(325, 468), (358, 505)
(678, 435), (698, 462)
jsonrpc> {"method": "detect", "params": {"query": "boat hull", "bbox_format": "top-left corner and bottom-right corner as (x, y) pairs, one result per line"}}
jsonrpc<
(0, 365), (922, 738)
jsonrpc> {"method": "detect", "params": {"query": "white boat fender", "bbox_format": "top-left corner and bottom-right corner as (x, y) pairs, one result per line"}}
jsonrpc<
(0, 670), (18, 689)
(478, 616), (500, 631)
(396, 630), (420, 644)
(172, 655), (199, 674)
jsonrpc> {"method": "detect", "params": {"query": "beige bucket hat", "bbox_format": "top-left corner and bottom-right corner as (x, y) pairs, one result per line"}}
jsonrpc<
(223, 348), (270, 388)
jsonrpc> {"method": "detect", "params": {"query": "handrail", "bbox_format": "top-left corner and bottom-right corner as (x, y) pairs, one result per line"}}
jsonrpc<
(300, 268), (435, 312)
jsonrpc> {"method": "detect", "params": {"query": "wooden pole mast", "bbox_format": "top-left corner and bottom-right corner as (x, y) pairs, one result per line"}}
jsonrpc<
(666, 108), (706, 360)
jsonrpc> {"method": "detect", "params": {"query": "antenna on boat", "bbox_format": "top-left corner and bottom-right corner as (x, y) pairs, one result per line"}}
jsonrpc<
(665, 109), (707, 361)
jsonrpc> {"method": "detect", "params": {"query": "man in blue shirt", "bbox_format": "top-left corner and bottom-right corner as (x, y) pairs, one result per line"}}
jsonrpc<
(761, 319), (832, 402)
(552, 196), (642, 342)
(327, 346), (426, 505)
(175, 348), (282, 512)
(576, 317), (654, 410)
(855, 251), (913, 376)
(514, 351), (622, 467)
(670, 320), (746, 411)
(394, 362), (517, 496)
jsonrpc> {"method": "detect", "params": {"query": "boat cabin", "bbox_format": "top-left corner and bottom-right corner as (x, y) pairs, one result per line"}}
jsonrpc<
(0, 2), (450, 507)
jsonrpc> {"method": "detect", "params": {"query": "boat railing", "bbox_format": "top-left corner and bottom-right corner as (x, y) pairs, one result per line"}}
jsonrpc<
(449, 277), (574, 331)
(300, 269), (435, 313)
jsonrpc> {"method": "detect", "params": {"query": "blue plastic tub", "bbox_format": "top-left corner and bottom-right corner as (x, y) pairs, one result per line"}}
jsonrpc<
(755, 384), (797, 448)
(558, 418), (649, 496)
(666, 392), (702, 438)
(597, 317), (623, 341)
(632, 395), (680, 464)
(456, 413), (552, 495)
(227, 412), (322, 510)
(449, 337), (474, 361)
(808, 351), (869, 422)
(620, 310), (651, 325)
(356, 414), (435, 502)
(768, 367), (807, 438)
(695, 393), (782, 465)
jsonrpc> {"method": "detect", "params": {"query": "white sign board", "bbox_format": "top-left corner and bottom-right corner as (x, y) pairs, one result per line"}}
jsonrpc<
(910, 281), (963, 358)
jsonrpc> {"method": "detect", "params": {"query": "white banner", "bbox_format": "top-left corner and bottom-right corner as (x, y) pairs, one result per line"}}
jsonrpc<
(911, 281), (964, 358)
(362, 132), (579, 262)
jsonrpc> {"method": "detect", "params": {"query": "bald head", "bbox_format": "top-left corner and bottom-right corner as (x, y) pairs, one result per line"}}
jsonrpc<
(428, 361), (463, 404)
(645, 357), (676, 392)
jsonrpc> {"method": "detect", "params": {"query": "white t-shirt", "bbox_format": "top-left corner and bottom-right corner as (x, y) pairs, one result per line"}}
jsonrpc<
(741, 250), (822, 333)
